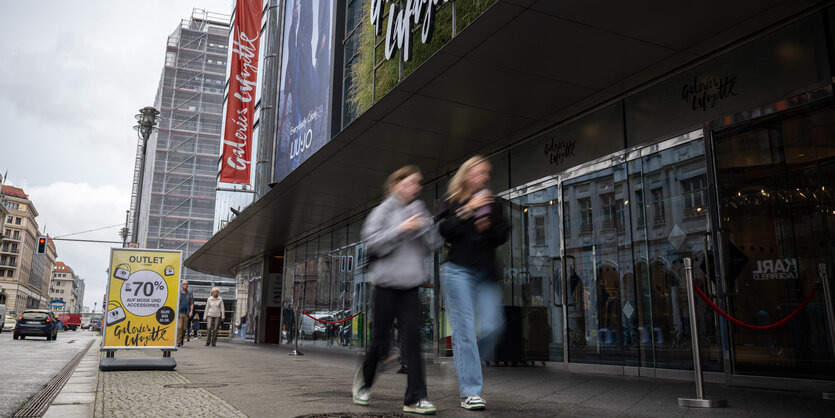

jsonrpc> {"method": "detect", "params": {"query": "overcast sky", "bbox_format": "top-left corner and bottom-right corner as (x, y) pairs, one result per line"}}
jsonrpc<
(0, 0), (232, 312)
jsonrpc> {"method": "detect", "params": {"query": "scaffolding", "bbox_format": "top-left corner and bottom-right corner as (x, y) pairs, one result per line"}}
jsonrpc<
(130, 9), (233, 286)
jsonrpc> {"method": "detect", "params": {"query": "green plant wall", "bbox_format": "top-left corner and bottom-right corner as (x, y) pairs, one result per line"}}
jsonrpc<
(346, 0), (496, 119)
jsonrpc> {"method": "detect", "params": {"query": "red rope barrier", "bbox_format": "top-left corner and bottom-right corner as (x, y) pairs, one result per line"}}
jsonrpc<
(692, 282), (820, 331)
(302, 311), (363, 324)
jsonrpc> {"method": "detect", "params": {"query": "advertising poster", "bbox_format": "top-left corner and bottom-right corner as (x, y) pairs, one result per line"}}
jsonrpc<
(274, 0), (335, 183)
(245, 277), (262, 339)
(102, 248), (182, 349)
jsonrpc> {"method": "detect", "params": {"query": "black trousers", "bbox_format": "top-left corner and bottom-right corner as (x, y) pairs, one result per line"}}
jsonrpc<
(362, 286), (427, 405)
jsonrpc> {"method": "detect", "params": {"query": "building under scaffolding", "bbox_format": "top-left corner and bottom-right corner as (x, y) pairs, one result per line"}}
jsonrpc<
(128, 9), (235, 323)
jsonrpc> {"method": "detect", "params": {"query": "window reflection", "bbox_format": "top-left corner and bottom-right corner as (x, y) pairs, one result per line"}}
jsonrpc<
(556, 138), (720, 369)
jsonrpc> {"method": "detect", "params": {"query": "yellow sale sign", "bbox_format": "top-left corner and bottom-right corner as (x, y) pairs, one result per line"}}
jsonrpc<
(102, 248), (182, 349)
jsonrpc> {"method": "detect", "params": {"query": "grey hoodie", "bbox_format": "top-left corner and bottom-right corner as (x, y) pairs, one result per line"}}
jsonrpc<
(361, 195), (441, 289)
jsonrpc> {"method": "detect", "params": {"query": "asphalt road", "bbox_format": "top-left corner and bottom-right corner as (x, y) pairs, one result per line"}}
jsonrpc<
(0, 328), (97, 417)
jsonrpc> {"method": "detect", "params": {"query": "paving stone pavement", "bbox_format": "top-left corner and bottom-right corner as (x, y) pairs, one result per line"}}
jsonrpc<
(44, 338), (247, 417)
(93, 348), (247, 418)
(41, 336), (835, 417)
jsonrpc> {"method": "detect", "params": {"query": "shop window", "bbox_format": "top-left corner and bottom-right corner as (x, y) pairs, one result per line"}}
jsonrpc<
(579, 198), (593, 234)
(681, 175), (706, 218)
(563, 201), (571, 237)
(634, 190), (645, 226)
(534, 216), (546, 246)
(601, 193), (616, 230)
(651, 188), (665, 225)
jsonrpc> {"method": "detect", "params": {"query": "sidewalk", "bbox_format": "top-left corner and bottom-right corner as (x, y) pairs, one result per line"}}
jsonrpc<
(45, 337), (833, 417)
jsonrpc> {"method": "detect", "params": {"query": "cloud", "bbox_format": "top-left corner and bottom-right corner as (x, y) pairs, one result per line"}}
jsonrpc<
(27, 182), (130, 311)
(0, 0), (232, 189)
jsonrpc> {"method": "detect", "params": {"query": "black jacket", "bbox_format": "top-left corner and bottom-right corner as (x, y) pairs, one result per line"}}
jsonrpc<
(437, 195), (509, 274)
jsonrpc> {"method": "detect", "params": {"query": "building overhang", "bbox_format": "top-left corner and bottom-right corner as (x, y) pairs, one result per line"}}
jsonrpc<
(186, 0), (827, 277)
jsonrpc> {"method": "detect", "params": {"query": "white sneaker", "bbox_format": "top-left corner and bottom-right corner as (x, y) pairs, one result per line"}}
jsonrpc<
(353, 385), (371, 406)
(352, 366), (371, 406)
(461, 395), (486, 410)
(404, 399), (436, 415)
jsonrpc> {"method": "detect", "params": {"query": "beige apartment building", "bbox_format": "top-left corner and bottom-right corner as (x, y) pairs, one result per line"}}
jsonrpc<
(0, 190), (7, 307)
(0, 185), (56, 314)
(50, 262), (77, 312)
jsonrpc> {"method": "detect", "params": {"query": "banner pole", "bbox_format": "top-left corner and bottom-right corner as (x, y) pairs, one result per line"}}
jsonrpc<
(819, 263), (835, 401)
(677, 257), (727, 408)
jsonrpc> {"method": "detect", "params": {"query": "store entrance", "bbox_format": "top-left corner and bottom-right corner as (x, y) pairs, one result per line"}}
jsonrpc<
(713, 105), (835, 380)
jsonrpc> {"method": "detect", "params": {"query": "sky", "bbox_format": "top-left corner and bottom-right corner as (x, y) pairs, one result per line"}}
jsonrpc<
(0, 0), (232, 312)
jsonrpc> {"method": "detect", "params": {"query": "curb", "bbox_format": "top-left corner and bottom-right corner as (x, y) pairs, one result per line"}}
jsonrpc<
(41, 337), (100, 417)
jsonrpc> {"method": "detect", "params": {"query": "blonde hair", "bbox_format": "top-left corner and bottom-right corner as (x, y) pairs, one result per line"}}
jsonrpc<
(384, 165), (421, 196)
(447, 155), (489, 203)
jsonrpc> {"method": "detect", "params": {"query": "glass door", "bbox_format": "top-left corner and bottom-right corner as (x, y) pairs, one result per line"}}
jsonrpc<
(713, 105), (835, 379)
(562, 163), (639, 366)
(509, 185), (564, 362)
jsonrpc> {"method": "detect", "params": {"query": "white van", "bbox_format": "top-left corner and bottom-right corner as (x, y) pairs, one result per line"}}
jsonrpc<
(0, 304), (6, 332)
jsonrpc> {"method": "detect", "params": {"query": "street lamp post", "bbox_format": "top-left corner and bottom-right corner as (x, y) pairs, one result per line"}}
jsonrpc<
(130, 106), (160, 244)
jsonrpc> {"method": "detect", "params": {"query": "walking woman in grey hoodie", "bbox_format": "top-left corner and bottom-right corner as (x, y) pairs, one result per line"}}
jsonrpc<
(352, 165), (441, 415)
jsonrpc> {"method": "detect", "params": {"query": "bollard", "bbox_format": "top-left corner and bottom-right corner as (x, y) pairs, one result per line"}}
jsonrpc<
(820, 263), (835, 401)
(677, 257), (727, 408)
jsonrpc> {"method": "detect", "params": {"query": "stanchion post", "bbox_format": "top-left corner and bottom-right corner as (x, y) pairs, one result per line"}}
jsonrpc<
(678, 257), (727, 408)
(289, 280), (304, 356)
(820, 263), (835, 401)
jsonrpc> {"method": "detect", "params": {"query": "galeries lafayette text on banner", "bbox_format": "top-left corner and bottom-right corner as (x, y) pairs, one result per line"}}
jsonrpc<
(220, 0), (263, 184)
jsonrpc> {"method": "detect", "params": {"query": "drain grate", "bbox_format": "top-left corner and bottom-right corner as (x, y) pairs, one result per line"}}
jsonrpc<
(14, 339), (95, 417)
(163, 383), (229, 389)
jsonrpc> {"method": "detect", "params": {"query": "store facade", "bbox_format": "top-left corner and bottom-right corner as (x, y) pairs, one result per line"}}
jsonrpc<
(190, 0), (835, 389)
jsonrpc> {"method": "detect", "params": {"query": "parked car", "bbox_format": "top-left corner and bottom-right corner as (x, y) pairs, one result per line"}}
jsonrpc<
(2, 314), (15, 332)
(0, 304), (6, 332)
(13, 310), (59, 340)
(299, 312), (333, 340)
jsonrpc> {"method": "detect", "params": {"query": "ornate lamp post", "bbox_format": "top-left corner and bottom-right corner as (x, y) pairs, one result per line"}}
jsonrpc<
(129, 106), (160, 244)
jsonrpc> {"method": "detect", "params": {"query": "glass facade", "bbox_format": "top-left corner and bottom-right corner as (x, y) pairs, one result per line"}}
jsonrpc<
(278, 97), (835, 380)
(713, 104), (835, 379)
(217, 1), (835, 386)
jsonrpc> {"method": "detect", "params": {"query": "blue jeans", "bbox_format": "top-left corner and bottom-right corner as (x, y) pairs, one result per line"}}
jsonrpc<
(442, 262), (505, 398)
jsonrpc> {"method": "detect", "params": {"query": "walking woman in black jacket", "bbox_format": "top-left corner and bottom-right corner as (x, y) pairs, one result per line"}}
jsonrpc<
(437, 155), (509, 411)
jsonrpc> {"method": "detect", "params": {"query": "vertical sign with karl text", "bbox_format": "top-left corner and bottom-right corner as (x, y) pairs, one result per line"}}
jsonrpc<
(102, 248), (182, 349)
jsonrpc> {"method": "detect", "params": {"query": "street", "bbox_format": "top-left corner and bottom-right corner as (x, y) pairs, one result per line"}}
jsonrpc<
(0, 329), (97, 417)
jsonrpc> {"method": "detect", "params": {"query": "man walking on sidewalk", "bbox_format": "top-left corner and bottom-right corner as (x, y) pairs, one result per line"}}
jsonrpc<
(177, 280), (194, 347)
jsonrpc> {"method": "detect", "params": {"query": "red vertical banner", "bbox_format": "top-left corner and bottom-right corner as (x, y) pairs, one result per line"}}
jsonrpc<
(220, 0), (263, 184)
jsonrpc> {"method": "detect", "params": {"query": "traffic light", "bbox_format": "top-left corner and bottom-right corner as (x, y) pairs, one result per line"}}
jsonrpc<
(36, 236), (47, 254)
